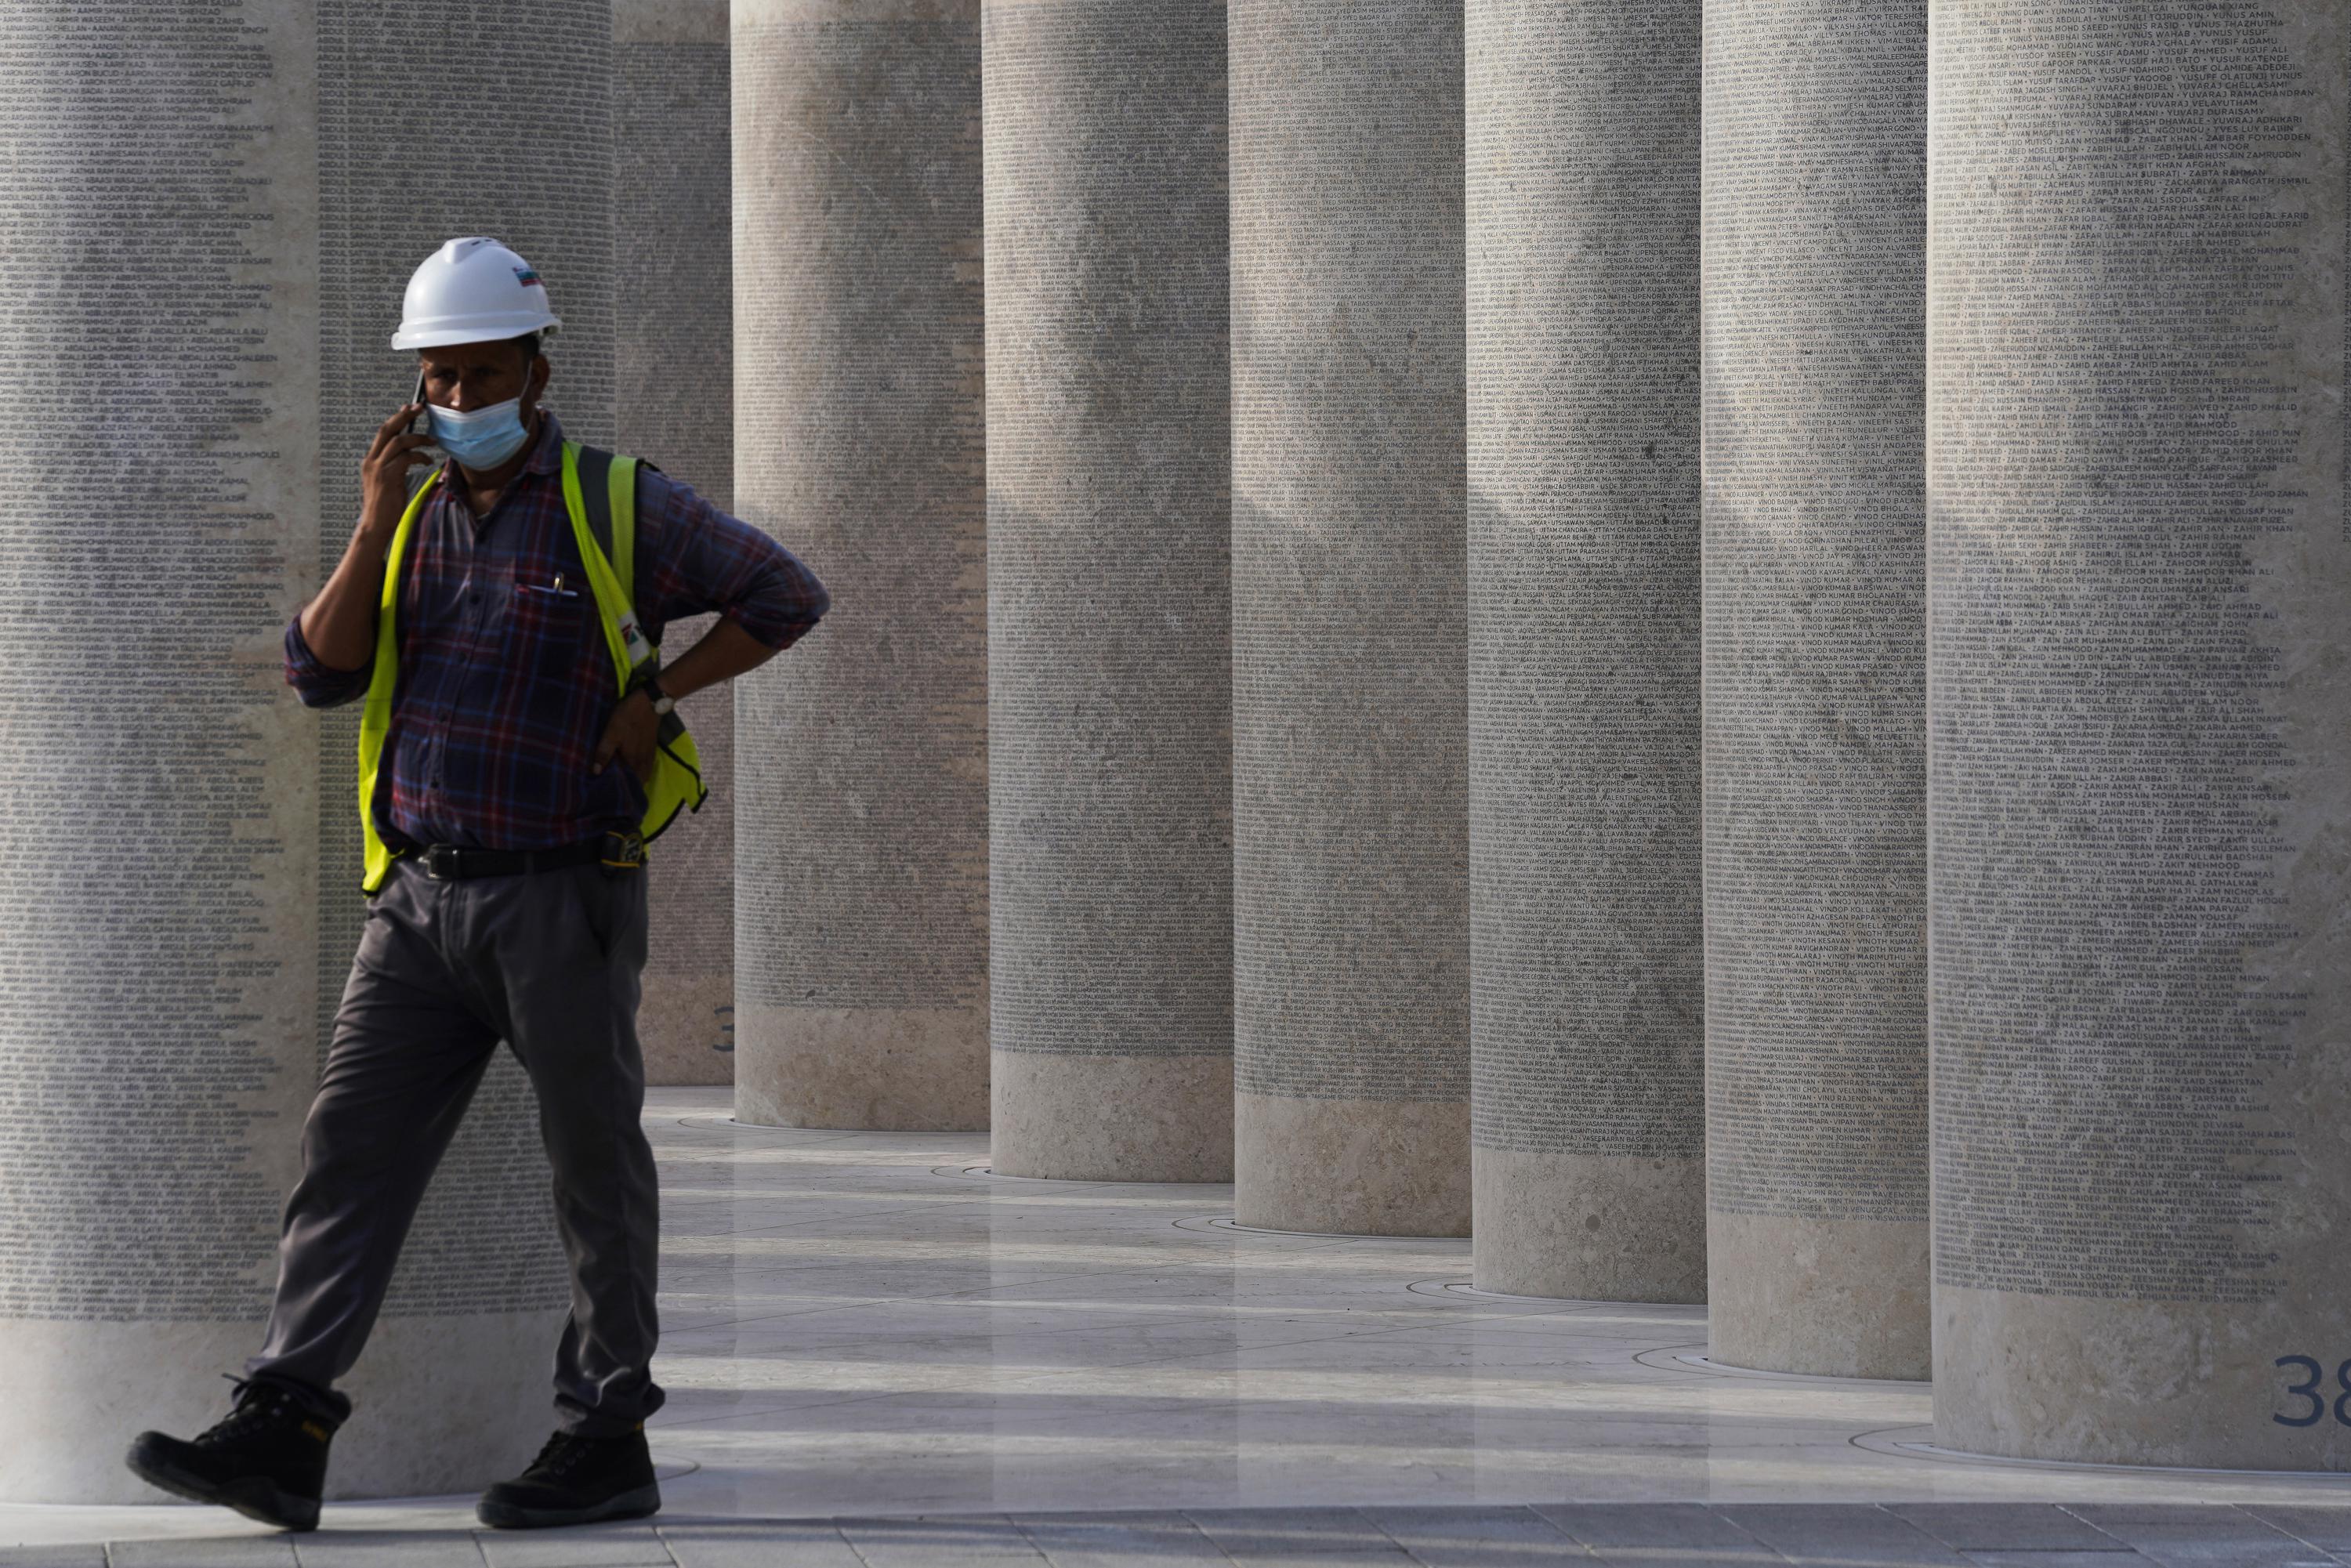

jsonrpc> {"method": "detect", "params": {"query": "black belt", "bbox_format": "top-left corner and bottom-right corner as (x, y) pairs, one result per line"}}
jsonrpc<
(409, 833), (639, 882)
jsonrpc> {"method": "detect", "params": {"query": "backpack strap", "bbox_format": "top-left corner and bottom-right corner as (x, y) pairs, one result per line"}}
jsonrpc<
(574, 444), (618, 587)
(573, 443), (649, 613)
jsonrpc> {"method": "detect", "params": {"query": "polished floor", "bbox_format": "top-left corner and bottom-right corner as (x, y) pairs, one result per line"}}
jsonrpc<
(5, 1088), (2346, 1564)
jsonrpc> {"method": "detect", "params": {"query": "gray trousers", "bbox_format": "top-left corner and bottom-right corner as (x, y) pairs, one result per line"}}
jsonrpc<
(247, 851), (661, 1438)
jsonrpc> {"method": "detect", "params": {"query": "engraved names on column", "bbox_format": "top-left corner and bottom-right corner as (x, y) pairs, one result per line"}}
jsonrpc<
(1230, 0), (1471, 1237)
(1700, 0), (1931, 1378)
(617, 0), (737, 1086)
(0, 0), (323, 1501)
(984, 0), (1233, 1182)
(1929, 0), (2348, 1469)
(732, 0), (989, 1132)
(1466, 0), (1705, 1302)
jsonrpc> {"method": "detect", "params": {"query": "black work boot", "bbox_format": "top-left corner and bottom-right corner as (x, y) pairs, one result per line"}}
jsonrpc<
(476, 1425), (660, 1530)
(124, 1376), (341, 1531)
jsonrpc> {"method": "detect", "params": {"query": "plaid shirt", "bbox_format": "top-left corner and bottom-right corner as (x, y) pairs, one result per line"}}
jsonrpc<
(285, 408), (828, 852)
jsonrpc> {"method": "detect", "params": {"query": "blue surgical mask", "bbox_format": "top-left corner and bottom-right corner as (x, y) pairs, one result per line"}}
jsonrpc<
(429, 394), (531, 469)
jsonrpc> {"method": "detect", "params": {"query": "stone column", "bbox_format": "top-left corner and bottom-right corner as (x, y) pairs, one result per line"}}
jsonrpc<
(616, 0), (738, 1087)
(731, 0), (989, 1131)
(1700, 0), (1930, 1377)
(1929, 0), (2349, 1471)
(982, 1), (1233, 1181)
(0, 0), (603, 1502)
(1229, 0), (1469, 1236)
(1465, 0), (1704, 1301)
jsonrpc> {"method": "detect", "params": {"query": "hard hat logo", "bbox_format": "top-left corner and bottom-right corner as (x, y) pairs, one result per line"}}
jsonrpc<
(390, 236), (561, 353)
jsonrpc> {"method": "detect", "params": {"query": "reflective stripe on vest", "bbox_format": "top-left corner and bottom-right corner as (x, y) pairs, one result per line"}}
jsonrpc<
(354, 441), (711, 895)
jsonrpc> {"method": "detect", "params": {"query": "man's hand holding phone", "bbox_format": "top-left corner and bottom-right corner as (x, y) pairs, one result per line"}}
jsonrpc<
(358, 371), (439, 541)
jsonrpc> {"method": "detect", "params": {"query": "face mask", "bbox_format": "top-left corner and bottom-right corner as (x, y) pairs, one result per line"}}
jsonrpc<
(429, 387), (533, 469)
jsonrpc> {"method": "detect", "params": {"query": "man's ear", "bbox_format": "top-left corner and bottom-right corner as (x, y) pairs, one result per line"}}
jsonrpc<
(530, 354), (552, 405)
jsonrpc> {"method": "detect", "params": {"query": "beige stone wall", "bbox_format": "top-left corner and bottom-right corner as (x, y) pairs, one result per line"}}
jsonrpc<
(1227, 0), (1471, 1237)
(0, 0), (604, 1503)
(1699, 0), (1932, 1378)
(730, 0), (989, 1132)
(1928, 0), (2349, 1470)
(1465, 0), (1706, 1303)
(615, 0), (738, 1088)
(980, 0), (1233, 1182)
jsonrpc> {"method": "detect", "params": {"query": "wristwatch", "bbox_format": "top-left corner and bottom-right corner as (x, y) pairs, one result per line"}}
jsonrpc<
(637, 675), (676, 717)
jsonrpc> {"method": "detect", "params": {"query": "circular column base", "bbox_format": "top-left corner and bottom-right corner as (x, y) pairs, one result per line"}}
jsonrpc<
(735, 1002), (988, 1132)
(1706, 1211), (1929, 1381)
(1234, 1092), (1469, 1237)
(1473, 1148), (1704, 1302)
(990, 1052), (1232, 1182)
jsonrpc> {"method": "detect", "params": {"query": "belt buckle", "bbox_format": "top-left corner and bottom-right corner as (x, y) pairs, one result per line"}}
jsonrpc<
(599, 828), (644, 878)
(423, 845), (462, 881)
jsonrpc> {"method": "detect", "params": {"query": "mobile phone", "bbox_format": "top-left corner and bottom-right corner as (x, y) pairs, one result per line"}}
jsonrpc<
(410, 368), (434, 439)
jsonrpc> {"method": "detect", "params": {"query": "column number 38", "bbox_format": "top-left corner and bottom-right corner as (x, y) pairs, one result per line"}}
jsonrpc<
(2273, 1356), (2351, 1428)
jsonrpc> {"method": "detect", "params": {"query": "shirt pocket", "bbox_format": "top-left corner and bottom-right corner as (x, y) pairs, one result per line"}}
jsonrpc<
(505, 581), (591, 672)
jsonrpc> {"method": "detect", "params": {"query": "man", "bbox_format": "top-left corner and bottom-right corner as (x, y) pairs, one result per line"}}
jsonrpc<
(122, 237), (828, 1531)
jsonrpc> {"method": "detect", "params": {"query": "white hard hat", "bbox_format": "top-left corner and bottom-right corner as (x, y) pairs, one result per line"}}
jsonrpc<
(390, 236), (561, 351)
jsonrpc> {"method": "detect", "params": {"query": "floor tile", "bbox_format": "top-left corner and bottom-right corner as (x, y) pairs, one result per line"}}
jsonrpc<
(0, 1548), (107, 1568)
(838, 1515), (1051, 1566)
(1357, 1505), (1585, 1565)
(108, 1538), (302, 1567)
(1182, 1508), (1411, 1563)
(2059, 1508), (2253, 1529)
(1889, 1505), (2126, 1553)
(1009, 1512), (1233, 1568)
(658, 1520), (864, 1567)
(2053, 1523), (2335, 1568)
(291, 1531), (488, 1567)
(1531, 1503), (1772, 1558)
(473, 1522), (674, 1566)
(1714, 1503), (1973, 1564)
(2247, 1509), (2351, 1553)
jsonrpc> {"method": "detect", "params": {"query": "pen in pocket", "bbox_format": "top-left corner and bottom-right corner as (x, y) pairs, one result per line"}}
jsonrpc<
(518, 574), (581, 599)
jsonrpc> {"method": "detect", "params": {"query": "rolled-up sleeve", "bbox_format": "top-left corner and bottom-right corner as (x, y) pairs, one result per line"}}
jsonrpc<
(284, 612), (374, 709)
(632, 469), (830, 651)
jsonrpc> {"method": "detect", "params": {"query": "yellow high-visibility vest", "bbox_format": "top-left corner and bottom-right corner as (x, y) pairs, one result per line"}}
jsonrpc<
(355, 441), (710, 894)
